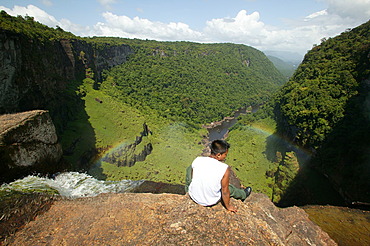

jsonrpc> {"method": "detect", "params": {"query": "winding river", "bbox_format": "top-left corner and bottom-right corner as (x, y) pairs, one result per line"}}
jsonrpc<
(205, 106), (258, 141)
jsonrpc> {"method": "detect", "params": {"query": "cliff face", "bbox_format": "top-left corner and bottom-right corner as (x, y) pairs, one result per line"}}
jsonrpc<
(0, 30), (133, 115)
(0, 30), (134, 173)
(70, 39), (133, 82)
(3, 192), (336, 245)
(0, 31), (75, 114)
(0, 110), (65, 182)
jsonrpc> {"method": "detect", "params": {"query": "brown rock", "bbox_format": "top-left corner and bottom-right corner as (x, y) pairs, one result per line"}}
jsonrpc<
(0, 110), (64, 182)
(4, 193), (336, 245)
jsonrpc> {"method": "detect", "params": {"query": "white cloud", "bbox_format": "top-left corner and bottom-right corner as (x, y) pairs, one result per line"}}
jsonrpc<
(207, 1), (370, 54)
(86, 12), (203, 41)
(324, 0), (370, 21)
(204, 10), (265, 42)
(41, 0), (53, 7)
(0, 5), (58, 26)
(203, 3), (368, 56)
(285, 0), (370, 53)
(1, 2), (369, 58)
(97, 0), (116, 10)
(203, 10), (313, 54)
(305, 9), (328, 20)
(0, 5), (89, 34)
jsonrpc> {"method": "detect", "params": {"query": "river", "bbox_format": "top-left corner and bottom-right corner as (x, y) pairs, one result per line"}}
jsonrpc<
(206, 106), (257, 141)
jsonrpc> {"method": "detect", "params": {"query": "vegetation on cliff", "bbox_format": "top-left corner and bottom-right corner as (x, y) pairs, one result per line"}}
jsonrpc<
(271, 20), (370, 204)
(224, 20), (370, 206)
(275, 21), (369, 151)
(91, 37), (286, 124)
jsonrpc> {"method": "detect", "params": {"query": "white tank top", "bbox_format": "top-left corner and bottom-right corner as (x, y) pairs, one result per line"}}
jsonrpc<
(188, 156), (228, 206)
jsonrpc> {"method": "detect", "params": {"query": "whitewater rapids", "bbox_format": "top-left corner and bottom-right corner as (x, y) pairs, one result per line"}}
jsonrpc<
(0, 172), (144, 198)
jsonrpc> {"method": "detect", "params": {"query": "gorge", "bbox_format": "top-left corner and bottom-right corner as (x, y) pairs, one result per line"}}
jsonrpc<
(1, 12), (370, 245)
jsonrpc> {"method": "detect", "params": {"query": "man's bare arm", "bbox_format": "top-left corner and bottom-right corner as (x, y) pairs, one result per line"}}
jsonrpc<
(221, 167), (237, 212)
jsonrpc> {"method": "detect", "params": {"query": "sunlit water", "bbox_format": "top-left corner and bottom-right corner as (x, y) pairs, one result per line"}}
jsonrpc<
(0, 172), (144, 198)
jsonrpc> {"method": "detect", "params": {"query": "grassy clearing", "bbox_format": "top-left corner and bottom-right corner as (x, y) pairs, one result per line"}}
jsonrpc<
(90, 123), (205, 184)
(63, 79), (205, 184)
(83, 88), (147, 148)
(226, 118), (278, 199)
(60, 80), (148, 165)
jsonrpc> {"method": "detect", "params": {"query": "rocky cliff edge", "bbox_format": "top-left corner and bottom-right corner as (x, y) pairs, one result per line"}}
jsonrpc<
(4, 192), (336, 245)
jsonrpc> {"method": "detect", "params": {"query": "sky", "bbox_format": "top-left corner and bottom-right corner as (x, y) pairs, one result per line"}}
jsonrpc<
(0, 0), (369, 59)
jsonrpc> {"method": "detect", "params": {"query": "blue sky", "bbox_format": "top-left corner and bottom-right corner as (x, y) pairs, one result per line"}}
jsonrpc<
(1, 0), (369, 58)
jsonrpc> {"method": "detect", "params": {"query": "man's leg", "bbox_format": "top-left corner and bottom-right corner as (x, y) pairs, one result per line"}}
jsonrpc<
(229, 184), (249, 200)
(185, 165), (192, 193)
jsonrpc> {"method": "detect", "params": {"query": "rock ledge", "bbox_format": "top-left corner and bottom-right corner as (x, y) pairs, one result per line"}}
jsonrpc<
(4, 192), (336, 245)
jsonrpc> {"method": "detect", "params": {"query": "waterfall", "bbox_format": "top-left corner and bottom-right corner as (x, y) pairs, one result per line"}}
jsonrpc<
(0, 172), (144, 198)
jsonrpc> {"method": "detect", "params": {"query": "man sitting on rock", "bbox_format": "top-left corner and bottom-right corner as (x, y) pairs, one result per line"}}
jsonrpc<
(185, 139), (252, 212)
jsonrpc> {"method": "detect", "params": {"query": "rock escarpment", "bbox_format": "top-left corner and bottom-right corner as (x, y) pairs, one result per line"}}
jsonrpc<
(0, 29), (134, 174)
(101, 123), (153, 167)
(0, 30), (133, 115)
(0, 110), (65, 182)
(3, 192), (336, 245)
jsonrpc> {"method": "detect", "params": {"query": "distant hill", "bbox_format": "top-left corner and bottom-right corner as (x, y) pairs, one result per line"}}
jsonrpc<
(94, 38), (287, 124)
(264, 50), (303, 64)
(267, 55), (297, 79)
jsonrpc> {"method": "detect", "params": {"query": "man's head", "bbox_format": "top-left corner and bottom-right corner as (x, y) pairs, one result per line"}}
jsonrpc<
(210, 140), (230, 161)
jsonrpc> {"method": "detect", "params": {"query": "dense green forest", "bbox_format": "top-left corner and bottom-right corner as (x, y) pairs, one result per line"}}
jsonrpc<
(267, 55), (297, 79)
(275, 21), (369, 150)
(0, 11), (76, 41)
(91, 37), (286, 124)
(83, 39), (286, 183)
(271, 20), (370, 204)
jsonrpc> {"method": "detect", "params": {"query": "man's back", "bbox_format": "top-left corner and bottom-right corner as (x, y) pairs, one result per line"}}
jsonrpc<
(188, 156), (228, 206)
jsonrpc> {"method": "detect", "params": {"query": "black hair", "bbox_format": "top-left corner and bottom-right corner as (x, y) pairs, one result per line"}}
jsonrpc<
(210, 140), (230, 155)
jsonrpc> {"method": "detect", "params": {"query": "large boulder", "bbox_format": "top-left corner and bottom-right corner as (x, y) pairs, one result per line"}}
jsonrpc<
(0, 110), (65, 182)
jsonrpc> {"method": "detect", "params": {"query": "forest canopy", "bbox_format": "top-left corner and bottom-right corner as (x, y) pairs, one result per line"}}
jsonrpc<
(95, 38), (286, 124)
(274, 20), (370, 150)
(272, 20), (370, 204)
(0, 11), (76, 41)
